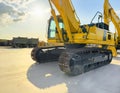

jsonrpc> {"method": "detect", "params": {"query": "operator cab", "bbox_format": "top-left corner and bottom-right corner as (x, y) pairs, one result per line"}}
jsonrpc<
(48, 16), (64, 39)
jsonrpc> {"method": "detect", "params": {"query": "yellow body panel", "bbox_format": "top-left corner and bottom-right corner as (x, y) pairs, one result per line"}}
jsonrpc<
(47, 0), (120, 57)
(48, 39), (64, 46)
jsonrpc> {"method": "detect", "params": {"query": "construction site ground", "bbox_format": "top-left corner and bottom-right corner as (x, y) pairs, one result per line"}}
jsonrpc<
(0, 46), (120, 93)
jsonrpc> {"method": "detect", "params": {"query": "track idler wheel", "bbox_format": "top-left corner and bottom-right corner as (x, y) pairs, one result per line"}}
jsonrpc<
(31, 47), (43, 62)
(59, 49), (84, 76)
(108, 51), (113, 63)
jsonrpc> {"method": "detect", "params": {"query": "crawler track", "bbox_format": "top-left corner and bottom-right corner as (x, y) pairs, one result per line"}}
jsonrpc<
(31, 46), (65, 63)
(59, 48), (112, 75)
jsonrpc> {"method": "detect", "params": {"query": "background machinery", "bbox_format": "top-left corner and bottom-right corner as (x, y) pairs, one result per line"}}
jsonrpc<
(12, 37), (28, 48)
(31, 0), (120, 75)
(12, 37), (39, 48)
(27, 38), (39, 48)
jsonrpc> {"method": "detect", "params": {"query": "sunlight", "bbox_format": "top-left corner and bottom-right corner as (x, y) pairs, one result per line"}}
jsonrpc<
(30, 6), (44, 17)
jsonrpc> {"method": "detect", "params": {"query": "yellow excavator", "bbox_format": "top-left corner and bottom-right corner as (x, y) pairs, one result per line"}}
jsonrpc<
(31, 0), (120, 75)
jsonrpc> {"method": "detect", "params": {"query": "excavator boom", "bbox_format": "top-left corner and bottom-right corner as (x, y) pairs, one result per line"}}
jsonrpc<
(104, 0), (120, 48)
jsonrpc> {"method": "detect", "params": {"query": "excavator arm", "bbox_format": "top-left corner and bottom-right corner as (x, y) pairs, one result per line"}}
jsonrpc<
(104, 0), (120, 42)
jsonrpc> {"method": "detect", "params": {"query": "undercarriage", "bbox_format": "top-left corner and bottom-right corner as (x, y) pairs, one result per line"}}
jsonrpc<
(31, 45), (113, 76)
(31, 46), (65, 63)
(59, 47), (112, 75)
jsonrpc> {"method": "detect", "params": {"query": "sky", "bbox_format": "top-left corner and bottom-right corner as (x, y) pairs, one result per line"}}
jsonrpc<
(0, 0), (120, 41)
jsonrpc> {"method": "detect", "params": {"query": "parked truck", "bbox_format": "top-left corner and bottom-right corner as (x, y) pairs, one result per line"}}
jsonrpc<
(27, 38), (39, 48)
(12, 37), (28, 48)
(12, 37), (39, 48)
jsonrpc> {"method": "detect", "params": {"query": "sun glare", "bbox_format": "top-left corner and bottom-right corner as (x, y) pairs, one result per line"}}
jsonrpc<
(31, 6), (44, 17)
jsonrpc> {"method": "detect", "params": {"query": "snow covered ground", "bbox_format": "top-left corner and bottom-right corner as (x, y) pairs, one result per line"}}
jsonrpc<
(0, 47), (120, 93)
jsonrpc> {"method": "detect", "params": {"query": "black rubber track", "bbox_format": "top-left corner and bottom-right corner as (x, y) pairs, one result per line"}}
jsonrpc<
(59, 48), (112, 76)
(31, 47), (65, 63)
